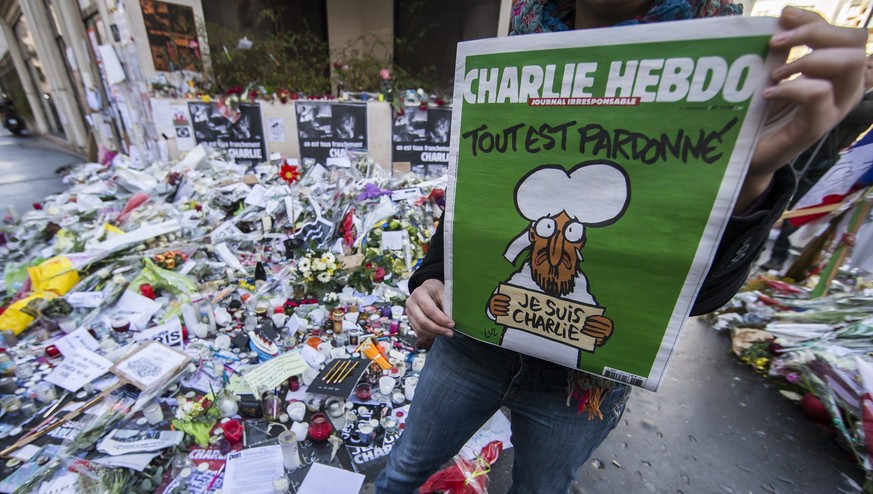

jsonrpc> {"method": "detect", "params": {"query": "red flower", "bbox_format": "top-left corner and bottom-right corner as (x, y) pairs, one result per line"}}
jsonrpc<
(248, 90), (259, 102)
(434, 98), (445, 106)
(279, 163), (301, 184)
(419, 103), (428, 111)
(373, 267), (386, 282)
(226, 85), (243, 96)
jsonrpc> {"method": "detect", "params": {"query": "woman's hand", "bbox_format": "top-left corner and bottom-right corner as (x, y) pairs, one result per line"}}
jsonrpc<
(406, 279), (455, 339)
(737, 6), (867, 212)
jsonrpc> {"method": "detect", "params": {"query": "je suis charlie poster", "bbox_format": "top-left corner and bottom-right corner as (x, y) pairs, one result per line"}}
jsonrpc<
(445, 17), (782, 391)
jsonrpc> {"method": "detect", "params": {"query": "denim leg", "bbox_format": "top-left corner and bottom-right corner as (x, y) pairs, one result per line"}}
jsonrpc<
(505, 360), (630, 494)
(375, 334), (518, 493)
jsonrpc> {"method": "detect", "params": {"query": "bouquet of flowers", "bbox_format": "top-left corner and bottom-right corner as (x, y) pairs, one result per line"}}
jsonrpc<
(294, 249), (345, 300)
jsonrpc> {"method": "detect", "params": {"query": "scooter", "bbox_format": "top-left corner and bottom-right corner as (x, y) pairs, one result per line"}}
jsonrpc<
(0, 96), (26, 136)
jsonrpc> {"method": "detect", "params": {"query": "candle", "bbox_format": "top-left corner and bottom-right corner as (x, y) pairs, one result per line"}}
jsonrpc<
(278, 431), (301, 471)
(405, 376), (419, 401)
(143, 402), (164, 425)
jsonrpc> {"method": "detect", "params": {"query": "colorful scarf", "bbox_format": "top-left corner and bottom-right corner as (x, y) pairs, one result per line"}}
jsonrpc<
(510, 0), (743, 35)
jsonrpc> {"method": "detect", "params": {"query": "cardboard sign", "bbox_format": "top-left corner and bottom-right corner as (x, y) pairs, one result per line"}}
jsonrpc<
(494, 284), (600, 351)
(111, 341), (191, 391)
(445, 17), (782, 391)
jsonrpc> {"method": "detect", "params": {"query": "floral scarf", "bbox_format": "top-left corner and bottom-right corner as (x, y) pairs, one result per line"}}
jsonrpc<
(510, 0), (743, 35)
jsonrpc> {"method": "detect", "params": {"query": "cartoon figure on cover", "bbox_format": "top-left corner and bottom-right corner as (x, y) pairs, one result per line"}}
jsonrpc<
(486, 161), (630, 368)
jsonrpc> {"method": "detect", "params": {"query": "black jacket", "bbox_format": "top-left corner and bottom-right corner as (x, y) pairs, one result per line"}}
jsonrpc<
(410, 166), (796, 316)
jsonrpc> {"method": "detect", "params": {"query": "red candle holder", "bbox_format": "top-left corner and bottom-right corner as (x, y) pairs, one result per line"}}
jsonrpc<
(220, 419), (243, 445)
(308, 412), (333, 442)
(45, 345), (61, 359)
(288, 375), (300, 392)
(355, 383), (372, 401)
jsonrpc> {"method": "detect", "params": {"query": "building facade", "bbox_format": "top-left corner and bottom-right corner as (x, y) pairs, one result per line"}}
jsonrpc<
(0, 0), (867, 160)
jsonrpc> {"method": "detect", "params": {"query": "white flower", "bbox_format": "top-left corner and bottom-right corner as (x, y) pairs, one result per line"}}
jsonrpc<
(327, 261), (337, 271)
(297, 258), (311, 272)
(313, 259), (326, 271)
(300, 269), (311, 280)
(324, 252), (335, 263)
(317, 272), (331, 283)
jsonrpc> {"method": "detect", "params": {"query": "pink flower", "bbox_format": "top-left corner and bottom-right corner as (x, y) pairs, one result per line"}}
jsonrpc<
(379, 69), (392, 80)
(373, 267), (386, 282)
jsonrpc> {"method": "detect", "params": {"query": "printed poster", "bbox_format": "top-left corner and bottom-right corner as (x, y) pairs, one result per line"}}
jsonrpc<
(188, 102), (267, 165)
(446, 17), (781, 391)
(392, 107), (452, 177)
(139, 0), (200, 73)
(296, 102), (368, 165)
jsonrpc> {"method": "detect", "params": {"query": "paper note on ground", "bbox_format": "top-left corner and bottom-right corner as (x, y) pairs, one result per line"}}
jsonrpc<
(298, 463), (365, 494)
(223, 446), (284, 494)
(45, 348), (113, 392)
(243, 352), (307, 392)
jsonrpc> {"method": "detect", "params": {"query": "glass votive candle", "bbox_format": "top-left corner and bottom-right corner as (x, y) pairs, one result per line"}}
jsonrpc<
(1, 395), (22, 415)
(412, 353), (427, 373)
(327, 399), (345, 418)
(110, 316), (130, 342)
(378, 376), (396, 396)
(355, 383), (372, 401)
(33, 382), (57, 403)
(335, 332), (348, 347)
(348, 330), (361, 347)
(389, 320), (400, 335)
(278, 430), (301, 471)
(308, 413), (333, 442)
(381, 415), (399, 435)
(404, 376), (419, 401)
(143, 402), (164, 425)
(0, 377), (17, 394)
(288, 375), (300, 392)
(272, 475), (290, 493)
(14, 362), (34, 380)
(391, 390), (405, 405)
(391, 305), (404, 319)
(356, 423), (375, 446)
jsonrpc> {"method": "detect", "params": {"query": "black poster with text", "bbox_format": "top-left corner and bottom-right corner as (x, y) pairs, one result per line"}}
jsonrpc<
(392, 107), (451, 177)
(188, 102), (266, 165)
(295, 102), (368, 165)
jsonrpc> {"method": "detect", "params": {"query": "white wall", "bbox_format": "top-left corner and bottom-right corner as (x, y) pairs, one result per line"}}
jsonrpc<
(326, 0), (393, 60)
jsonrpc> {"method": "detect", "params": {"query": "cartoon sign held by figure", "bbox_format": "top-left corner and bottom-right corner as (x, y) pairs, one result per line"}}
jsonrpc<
(486, 162), (630, 368)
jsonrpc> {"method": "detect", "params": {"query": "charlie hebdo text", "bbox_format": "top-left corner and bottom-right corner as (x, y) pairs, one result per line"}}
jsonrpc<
(460, 55), (762, 164)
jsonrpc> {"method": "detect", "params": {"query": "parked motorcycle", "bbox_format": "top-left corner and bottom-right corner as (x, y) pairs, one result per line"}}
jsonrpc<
(0, 96), (26, 136)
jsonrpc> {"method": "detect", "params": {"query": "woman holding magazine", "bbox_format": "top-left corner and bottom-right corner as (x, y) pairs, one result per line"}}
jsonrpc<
(376, 1), (868, 492)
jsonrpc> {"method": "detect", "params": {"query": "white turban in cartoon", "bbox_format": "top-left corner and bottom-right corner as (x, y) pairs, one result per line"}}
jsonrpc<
(503, 162), (631, 262)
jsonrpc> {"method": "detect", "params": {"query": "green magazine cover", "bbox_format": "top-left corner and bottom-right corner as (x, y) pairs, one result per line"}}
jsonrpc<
(445, 17), (782, 391)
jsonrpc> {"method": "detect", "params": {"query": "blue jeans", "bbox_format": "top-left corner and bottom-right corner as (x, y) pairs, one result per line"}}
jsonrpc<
(375, 333), (630, 493)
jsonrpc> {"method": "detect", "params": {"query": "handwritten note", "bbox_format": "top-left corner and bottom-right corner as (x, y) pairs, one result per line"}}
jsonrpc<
(243, 352), (307, 393)
(65, 291), (104, 308)
(55, 327), (101, 358)
(45, 348), (113, 392)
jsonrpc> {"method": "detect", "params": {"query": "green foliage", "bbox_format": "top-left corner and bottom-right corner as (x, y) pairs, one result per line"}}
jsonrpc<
(206, 21), (331, 95)
(205, 7), (440, 96)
